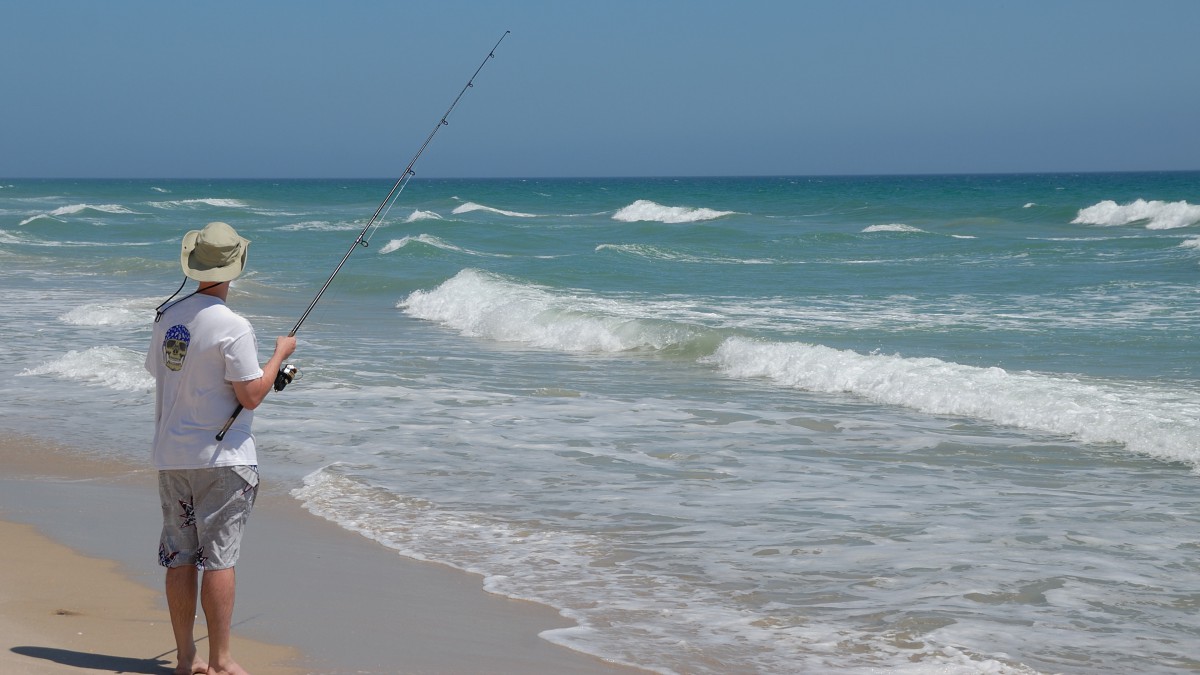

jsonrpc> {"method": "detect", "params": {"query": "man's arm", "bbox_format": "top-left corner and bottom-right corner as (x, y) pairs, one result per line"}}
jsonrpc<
(232, 335), (297, 410)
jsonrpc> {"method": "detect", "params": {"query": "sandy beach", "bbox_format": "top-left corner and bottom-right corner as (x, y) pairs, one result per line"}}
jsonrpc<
(0, 435), (641, 674)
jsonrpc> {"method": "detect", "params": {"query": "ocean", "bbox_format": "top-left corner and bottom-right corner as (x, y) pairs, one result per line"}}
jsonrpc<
(2, 173), (1198, 673)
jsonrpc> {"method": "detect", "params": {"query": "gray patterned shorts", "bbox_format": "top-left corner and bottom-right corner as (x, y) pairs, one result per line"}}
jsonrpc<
(158, 465), (259, 570)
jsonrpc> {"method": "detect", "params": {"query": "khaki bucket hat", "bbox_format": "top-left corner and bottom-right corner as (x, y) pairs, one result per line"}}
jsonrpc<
(180, 222), (250, 282)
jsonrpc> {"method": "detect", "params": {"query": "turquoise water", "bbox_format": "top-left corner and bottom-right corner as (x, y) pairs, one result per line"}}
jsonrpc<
(3, 174), (1199, 673)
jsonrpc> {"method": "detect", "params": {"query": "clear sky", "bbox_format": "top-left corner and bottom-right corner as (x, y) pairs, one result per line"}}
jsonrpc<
(3, 1), (1198, 179)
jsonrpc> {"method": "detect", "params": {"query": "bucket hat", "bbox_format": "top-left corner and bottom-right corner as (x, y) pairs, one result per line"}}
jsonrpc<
(180, 222), (249, 282)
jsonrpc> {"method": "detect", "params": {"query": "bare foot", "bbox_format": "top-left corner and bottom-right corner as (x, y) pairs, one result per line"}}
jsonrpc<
(173, 654), (208, 675)
(207, 660), (250, 675)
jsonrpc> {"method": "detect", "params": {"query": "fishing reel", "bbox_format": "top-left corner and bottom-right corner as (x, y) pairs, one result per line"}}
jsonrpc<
(274, 363), (300, 392)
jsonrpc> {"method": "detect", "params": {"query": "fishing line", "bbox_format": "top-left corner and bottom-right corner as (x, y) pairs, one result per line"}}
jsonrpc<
(217, 30), (510, 441)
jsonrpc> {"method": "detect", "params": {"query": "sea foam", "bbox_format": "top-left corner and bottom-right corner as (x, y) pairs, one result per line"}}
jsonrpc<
(19, 346), (153, 392)
(612, 200), (734, 224)
(59, 298), (158, 327)
(1072, 199), (1200, 230)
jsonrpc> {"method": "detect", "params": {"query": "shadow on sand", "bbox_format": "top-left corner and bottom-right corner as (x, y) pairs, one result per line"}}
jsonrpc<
(11, 645), (173, 673)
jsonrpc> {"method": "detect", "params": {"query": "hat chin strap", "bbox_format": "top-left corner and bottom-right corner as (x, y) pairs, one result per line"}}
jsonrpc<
(154, 278), (225, 323)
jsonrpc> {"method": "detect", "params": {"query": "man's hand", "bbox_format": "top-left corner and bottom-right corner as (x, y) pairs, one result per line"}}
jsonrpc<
(232, 335), (299, 410)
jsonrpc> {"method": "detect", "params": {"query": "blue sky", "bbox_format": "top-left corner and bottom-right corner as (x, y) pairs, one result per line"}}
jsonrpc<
(3, 1), (1198, 178)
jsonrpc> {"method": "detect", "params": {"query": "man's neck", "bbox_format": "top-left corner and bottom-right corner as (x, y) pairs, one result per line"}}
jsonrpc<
(196, 281), (230, 301)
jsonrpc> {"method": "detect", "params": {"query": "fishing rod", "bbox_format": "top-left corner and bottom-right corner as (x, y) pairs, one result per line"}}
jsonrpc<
(217, 30), (510, 441)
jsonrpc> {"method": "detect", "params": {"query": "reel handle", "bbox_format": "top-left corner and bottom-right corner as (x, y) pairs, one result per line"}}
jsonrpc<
(274, 363), (299, 391)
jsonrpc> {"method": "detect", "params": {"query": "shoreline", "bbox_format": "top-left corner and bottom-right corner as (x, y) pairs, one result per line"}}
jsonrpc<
(0, 433), (642, 674)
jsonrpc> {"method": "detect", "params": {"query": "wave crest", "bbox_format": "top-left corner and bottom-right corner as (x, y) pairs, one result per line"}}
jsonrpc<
(862, 224), (926, 234)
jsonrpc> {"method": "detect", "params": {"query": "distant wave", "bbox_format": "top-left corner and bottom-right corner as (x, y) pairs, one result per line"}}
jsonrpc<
(1180, 237), (1200, 250)
(451, 202), (537, 218)
(277, 220), (362, 232)
(19, 346), (153, 392)
(149, 198), (250, 209)
(406, 209), (444, 223)
(378, 234), (501, 257)
(612, 199), (734, 224)
(0, 228), (152, 248)
(861, 224), (926, 234)
(596, 243), (775, 265)
(18, 203), (138, 225)
(1072, 199), (1200, 230)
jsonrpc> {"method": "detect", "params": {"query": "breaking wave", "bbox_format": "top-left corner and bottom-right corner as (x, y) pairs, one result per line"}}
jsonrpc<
(1072, 199), (1200, 230)
(401, 270), (1200, 468)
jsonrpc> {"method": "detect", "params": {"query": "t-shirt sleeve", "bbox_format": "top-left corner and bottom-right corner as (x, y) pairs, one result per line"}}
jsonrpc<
(224, 328), (264, 383)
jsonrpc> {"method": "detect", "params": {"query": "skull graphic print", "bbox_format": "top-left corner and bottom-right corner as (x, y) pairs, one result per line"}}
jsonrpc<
(163, 324), (191, 372)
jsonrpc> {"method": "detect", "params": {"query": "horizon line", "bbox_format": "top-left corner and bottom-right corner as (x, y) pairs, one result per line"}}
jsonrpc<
(4, 168), (1199, 182)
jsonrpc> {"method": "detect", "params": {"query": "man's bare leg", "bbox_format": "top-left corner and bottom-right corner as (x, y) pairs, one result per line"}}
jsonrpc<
(200, 566), (247, 675)
(165, 565), (208, 675)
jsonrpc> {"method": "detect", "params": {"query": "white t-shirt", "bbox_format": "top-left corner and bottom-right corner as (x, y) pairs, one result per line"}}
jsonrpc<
(146, 294), (264, 470)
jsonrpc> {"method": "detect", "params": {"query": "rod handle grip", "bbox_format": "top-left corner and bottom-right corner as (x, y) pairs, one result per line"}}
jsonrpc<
(215, 404), (245, 441)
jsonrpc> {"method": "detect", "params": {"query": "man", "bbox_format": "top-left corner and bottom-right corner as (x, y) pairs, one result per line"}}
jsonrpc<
(146, 221), (296, 675)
